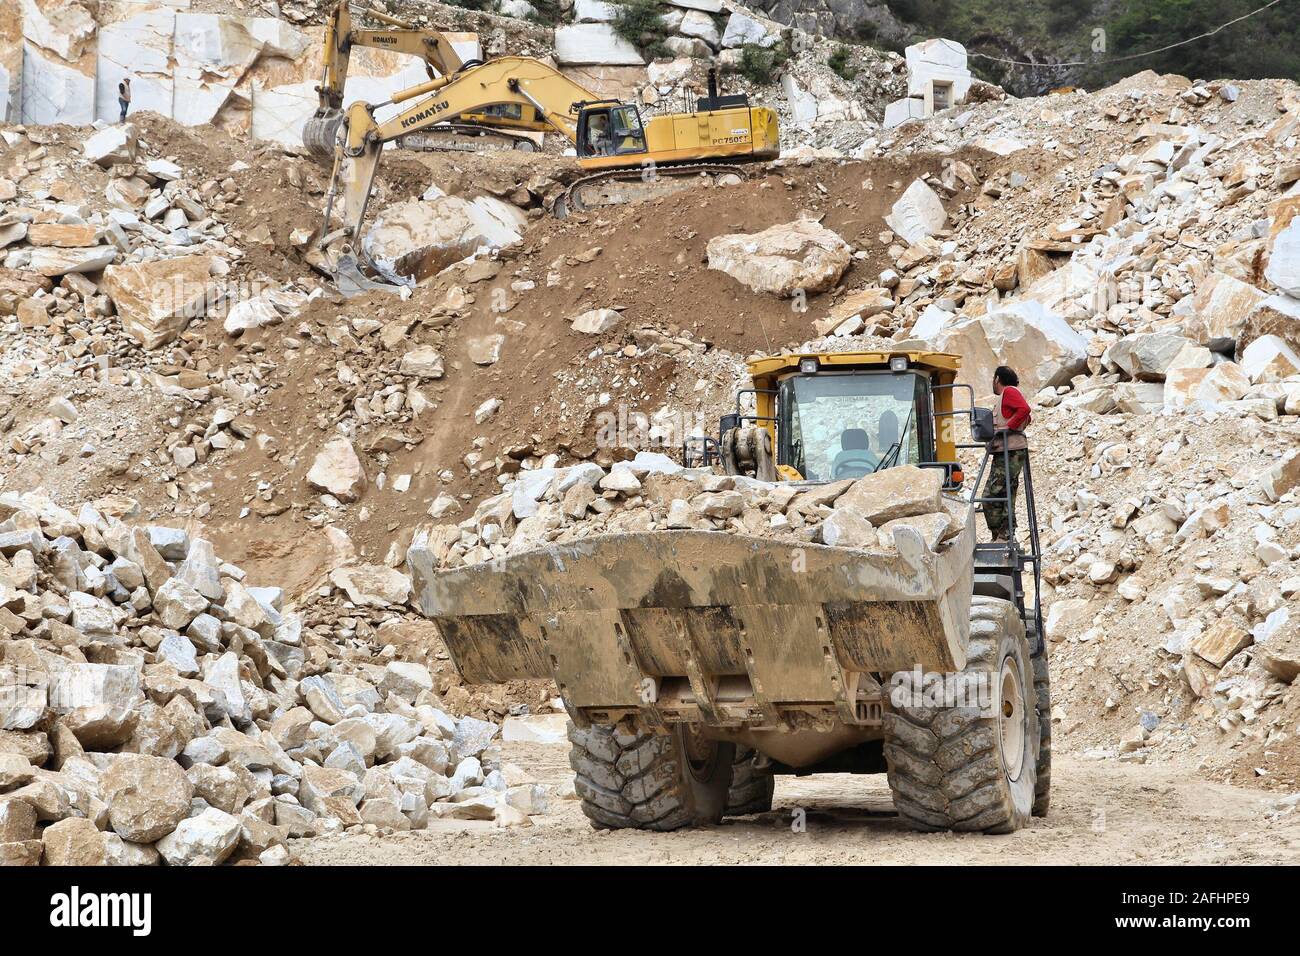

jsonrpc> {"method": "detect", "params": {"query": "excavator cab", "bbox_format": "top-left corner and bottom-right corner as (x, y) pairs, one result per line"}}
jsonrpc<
(577, 104), (648, 158)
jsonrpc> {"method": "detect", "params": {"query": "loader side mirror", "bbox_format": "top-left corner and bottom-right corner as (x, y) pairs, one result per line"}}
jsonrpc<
(972, 407), (995, 443)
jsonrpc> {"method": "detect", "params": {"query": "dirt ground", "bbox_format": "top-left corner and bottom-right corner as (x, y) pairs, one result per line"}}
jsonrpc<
(294, 742), (1300, 865)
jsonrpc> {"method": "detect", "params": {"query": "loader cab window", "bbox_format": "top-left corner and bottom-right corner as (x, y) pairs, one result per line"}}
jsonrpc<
(777, 371), (931, 482)
(580, 105), (647, 157)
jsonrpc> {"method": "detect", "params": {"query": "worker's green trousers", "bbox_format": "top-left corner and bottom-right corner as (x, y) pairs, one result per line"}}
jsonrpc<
(984, 449), (1025, 539)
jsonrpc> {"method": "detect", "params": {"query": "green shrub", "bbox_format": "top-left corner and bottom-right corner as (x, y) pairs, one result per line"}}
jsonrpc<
(828, 44), (858, 81)
(610, 0), (669, 49)
(728, 42), (791, 85)
(525, 0), (564, 25)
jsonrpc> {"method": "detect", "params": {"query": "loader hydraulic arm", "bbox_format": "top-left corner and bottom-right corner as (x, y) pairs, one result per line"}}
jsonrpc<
(325, 57), (605, 246)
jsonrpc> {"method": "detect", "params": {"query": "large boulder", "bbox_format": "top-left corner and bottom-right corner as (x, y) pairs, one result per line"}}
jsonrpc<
(48, 663), (141, 748)
(885, 179), (947, 245)
(572, 0), (617, 21)
(1164, 362), (1251, 408)
(679, 10), (721, 47)
(365, 196), (527, 283)
(929, 300), (1088, 394)
(1179, 271), (1267, 352)
(722, 11), (778, 48)
(1240, 334), (1300, 383)
(155, 807), (241, 866)
(306, 438), (366, 502)
(83, 124), (138, 167)
(834, 466), (943, 526)
(571, 308), (622, 334)
(1266, 218), (1300, 297)
(1262, 450), (1300, 502)
(25, 247), (118, 277)
(706, 219), (852, 297)
(42, 817), (108, 866)
(329, 565), (412, 608)
(1105, 332), (1190, 381)
(101, 753), (193, 842)
(101, 255), (224, 349)
(1240, 294), (1300, 355)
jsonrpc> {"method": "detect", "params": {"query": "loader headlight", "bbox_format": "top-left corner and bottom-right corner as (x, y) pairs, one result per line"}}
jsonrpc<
(889, 356), (909, 372)
(799, 358), (819, 374)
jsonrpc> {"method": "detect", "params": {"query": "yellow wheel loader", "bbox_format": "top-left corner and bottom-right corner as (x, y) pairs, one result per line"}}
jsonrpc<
(409, 351), (1051, 833)
(302, 3), (548, 157)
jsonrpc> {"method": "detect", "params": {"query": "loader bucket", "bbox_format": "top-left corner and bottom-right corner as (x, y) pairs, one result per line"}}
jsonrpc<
(409, 515), (975, 731)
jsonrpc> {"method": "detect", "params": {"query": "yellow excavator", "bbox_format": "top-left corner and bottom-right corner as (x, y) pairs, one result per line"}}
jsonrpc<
(302, 3), (549, 157)
(318, 55), (780, 280)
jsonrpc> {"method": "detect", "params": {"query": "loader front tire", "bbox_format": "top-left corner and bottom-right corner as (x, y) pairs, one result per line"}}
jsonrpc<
(883, 596), (1039, 834)
(568, 721), (736, 831)
(725, 747), (775, 817)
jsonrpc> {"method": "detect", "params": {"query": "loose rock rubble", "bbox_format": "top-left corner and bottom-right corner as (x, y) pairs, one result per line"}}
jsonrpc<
(410, 455), (967, 570)
(0, 490), (551, 866)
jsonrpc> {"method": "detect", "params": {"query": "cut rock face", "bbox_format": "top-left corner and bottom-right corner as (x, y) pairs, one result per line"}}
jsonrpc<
(707, 220), (852, 297)
(553, 24), (645, 65)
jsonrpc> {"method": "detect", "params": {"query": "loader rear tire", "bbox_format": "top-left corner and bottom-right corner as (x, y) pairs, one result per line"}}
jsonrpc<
(725, 747), (775, 816)
(1032, 646), (1052, 817)
(568, 721), (736, 831)
(883, 596), (1039, 834)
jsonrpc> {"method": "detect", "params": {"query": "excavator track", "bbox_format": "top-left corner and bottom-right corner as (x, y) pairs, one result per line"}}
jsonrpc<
(553, 163), (748, 219)
(398, 125), (539, 154)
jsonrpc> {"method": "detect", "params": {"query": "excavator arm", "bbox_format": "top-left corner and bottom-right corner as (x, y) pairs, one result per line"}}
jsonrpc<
(306, 3), (555, 157)
(324, 57), (606, 247)
(317, 3), (467, 112)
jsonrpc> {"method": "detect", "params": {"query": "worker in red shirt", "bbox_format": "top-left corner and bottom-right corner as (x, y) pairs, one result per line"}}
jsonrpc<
(985, 366), (1031, 541)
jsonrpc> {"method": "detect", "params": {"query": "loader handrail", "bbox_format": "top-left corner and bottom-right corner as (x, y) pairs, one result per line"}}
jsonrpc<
(967, 435), (1045, 653)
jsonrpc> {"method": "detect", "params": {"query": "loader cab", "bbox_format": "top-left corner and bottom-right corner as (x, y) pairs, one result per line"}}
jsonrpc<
(688, 351), (968, 489)
(577, 103), (648, 158)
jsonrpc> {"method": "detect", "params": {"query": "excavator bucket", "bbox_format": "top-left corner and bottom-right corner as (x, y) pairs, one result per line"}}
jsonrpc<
(409, 518), (975, 732)
(303, 111), (345, 159)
